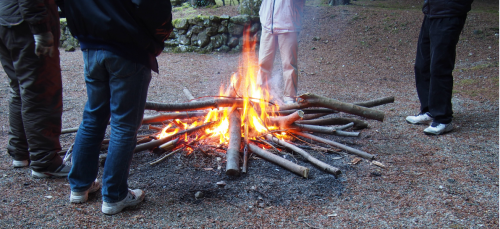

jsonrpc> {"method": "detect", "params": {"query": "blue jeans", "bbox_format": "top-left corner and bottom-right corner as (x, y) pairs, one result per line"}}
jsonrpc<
(68, 49), (151, 203)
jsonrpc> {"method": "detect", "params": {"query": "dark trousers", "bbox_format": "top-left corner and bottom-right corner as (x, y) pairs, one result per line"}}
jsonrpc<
(0, 8), (63, 171)
(414, 15), (467, 124)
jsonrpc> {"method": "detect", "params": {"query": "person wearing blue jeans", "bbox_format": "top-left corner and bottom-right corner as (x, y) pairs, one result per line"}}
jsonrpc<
(406, 0), (473, 135)
(64, 0), (173, 215)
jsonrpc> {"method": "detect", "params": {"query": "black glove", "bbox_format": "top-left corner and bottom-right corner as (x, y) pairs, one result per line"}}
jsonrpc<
(33, 32), (54, 57)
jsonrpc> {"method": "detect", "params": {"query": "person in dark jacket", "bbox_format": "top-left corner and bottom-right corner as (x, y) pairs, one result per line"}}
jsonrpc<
(0, 0), (70, 177)
(64, 0), (173, 215)
(406, 0), (474, 135)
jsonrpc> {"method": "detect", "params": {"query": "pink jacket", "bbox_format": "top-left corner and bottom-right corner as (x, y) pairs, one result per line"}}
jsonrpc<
(259, 0), (306, 34)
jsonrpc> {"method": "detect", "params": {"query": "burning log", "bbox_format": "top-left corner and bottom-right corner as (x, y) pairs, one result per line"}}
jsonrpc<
(296, 117), (368, 130)
(141, 111), (208, 124)
(292, 131), (375, 160)
(159, 138), (179, 151)
(265, 135), (341, 175)
(292, 124), (360, 137)
(268, 110), (304, 129)
(145, 99), (246, 112)
(248, 143), (309, 178)
(226, 109), (242, 176)
(280, 93), (385, 121)
(134, 121), (217, 153)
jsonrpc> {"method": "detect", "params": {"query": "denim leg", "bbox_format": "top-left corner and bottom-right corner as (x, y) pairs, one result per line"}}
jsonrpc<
(101, 51), (151, 203)
(69, 49), (111, 192)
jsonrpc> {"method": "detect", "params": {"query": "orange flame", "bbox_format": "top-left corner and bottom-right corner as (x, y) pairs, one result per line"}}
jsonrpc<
(157, 26), (285, 147)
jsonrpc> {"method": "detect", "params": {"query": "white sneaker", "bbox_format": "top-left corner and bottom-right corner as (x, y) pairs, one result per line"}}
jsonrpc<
(31, 164), (71, 178)
(70, 180), (101, 204)
(406, 112), (433, 124)
(424, 122), (453, 135)
(12, 160), (29, 168)
(102, 189), (145, 215)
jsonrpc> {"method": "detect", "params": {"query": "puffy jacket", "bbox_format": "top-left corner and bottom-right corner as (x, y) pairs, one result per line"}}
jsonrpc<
(64, 0), (173, 58)
(422, 0), (474, 18)
(0, 0), (58, 34)
(259, 0), (306, 34)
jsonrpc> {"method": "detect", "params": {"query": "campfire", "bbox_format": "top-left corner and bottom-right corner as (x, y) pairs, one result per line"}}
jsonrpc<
(62, 27), (393, 178)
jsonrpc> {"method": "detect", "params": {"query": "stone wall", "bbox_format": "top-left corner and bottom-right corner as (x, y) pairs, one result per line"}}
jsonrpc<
(165, 14), (261, 53)
(59, 15), (262, 54)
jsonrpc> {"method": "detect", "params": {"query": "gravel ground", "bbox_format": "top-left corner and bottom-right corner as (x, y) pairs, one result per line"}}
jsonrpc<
(0, 0), (498, 228)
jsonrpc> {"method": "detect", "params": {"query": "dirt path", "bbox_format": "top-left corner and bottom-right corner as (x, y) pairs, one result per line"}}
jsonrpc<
(0, 1), (497, 228)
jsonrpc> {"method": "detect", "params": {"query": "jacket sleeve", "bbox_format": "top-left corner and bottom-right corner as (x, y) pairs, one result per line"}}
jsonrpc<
(17, 0), (51, 34)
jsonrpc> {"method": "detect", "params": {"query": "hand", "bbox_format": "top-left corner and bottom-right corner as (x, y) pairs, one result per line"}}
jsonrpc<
(33, 32), (54, 57)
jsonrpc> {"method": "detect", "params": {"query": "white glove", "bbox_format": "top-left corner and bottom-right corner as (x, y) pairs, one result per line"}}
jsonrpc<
(33, 32), (54, 57)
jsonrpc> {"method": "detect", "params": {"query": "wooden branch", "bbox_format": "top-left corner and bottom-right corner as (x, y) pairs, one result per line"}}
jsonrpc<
(280, 96), (394, 110)
(183, 87), (196, 101)
(226, 109), (242, 176)
(292, 124), (360, 137)
(134, 121), (217, 153)
(145, 99), (246, 112)
(286, 93), (385, 121)
(159, 138), (179, 151)
(268, 110), (304, 129)
(265, 135), (341, 175)
(248, 143), (309, 178)
(142, 111), (208, 124)
(276, 108), (336, 116)
(296, 117), (368, 130)
(61, 127), (79, 134)
(354, 96), (394, 108)
(292, 131), (375, 160)
(149, 147), (185, 166)
(302, 113), (329, 120)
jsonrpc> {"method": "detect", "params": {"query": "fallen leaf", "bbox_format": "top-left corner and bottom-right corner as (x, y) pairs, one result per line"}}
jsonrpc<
(371, 160), (386, 168)
(351, 157), (362, 165)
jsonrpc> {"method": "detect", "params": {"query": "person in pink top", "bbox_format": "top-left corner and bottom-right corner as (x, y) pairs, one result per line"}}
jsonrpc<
(257, 0), (306, 104)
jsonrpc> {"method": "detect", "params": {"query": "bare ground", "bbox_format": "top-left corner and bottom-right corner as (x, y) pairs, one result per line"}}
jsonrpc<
(0, 0), (498, 228)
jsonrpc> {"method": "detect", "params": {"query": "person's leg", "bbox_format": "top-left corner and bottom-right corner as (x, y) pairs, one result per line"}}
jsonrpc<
(69, 49), (111, 193)
(257, 30), (278, 92)
(414, 16), (432, 115)
(0, 22), (63, 172)
(278, 32), (299, 100)
(101, 50), (151, 203)
(427, 16), (466, 124)
(0, 26), (30, 164)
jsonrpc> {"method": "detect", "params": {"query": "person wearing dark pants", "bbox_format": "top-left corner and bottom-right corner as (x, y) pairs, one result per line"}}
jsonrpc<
(64, 0), (173, 215)
(406, 0), (473, 135)
(0, 0), (70, 177)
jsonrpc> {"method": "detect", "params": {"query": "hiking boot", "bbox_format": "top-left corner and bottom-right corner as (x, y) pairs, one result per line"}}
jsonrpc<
(424, 122), (453, 135)
(102, 189), (145, 215)
(31, 164), (71, 178)
(70, 180), (102, 204)
(12, 160), (29, 168)
(406, 112), (433, 124)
